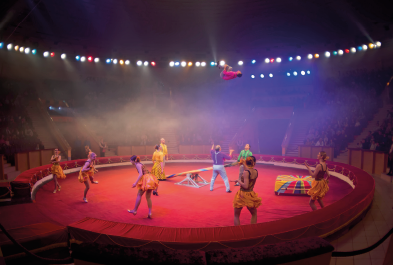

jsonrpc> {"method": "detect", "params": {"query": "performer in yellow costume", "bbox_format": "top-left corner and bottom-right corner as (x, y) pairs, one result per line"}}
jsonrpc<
(78, 152), (99, 203)
(152, 145), (165, 196)
(51, 148), (66, 194)
(232, 156), (262, 225)
(128, 155), (159, 218)
(304, 151), (330, 211)
(160, 138), (168, 167)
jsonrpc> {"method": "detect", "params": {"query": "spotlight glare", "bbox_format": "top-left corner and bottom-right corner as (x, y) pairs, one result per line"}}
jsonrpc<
(362, 44), (367, 50)
(43, 51), (49, 57)
(174, 61), (180, 66)
(251, 60), (256, 64)
(338, 49), (344, 55)
(50, 52), (55, 57)
(289, 57), (293, 61)
(32, 49), (36, 54)
(81, 56), (86, 62)
(14, 45), (19, 51)
(350, 47), (356, 53)
(287, 72), (291, 76)
(314, 53), (319, 58)
(238, 61), (243, 65)
(307, 54), (313, 59)
(270, 58), (274, 63)
(119, 60), (124, 65)
(251, 75), (255, 79)
(333, 51), (338, 55)
(357, 46), (362, 51)
(368, 43), (374, 49)
(269, 73), (273, 78)
(301, 71), (305, 75)
(201, 61), (206, 67)
(144, 61), (149, 66)
(296, 56), (301, 60)
(112, 58), (117, 64)
(260, 74), (264, 78)
(345, 49), (350, 53)
(61, 53), (66, 59)
(265, 58), (270, 63)
(276, 57), (281, 63)
(324, 51), (330, 57)
(210, 61), (215, 66)
(0, 42), (3, 48)
(24, 47), (30, 54)
(125, 60), (130, 65)
(106, 59), (111, 64)
(181, 61), (186, 67)
(169, 61), (174, 67)
(94, 58), (100, 63)
(76, 56), (81, 61)
(188, 62), (193, 66)
(137, 60), (142, 66)
(307, 70), (311, 74)
(88, 56), (93, 62)
(375, 41), (381, 47)
(195, 62), (201, 67)
(219, 60), (225, 66)
(293, 71), (297, 76)
(19, 47), (24, 52)
(151, 61), (156, 66)
(7, 44), (12, 50)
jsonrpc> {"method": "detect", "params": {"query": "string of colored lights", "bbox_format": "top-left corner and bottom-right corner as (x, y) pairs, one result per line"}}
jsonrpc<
(0, 41), (382, 70)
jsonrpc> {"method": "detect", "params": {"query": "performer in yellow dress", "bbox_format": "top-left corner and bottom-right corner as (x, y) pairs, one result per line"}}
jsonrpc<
(128, 155), (159, 218)
(304, 151), (330, 211)
(78, 152), (99, 203)
(151, 145), (165, 196)
(51, 148), (66, 194)
(160, 138), (168, 167)
(232, 156), (262, 225)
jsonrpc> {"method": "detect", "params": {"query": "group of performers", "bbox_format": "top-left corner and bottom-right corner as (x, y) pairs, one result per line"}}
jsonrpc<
(50, 139), (330, 225)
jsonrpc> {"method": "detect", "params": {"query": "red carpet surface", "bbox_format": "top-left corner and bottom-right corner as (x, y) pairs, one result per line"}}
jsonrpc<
(0, 163), (353, 229)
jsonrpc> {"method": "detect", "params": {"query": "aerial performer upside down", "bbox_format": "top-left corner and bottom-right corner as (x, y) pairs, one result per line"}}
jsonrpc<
(217, 62), (242, 80)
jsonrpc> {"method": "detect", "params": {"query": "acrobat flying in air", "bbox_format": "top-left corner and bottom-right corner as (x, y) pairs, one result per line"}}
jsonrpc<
(218, 62), (242, 80)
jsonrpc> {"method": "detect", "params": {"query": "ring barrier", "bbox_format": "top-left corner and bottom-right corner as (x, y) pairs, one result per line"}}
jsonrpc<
(11, 154), (374, 250)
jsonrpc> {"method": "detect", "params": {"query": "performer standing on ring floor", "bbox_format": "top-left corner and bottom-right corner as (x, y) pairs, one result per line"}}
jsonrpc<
(51, 148), (66, 193)
(152, 145), (166, 196)
(232, 156), (262, 225)
(235, 144), (252, 186)
(160, 138), (168, 168)
(210, 144), (234, 193)
(304, 151), (330, 211)
(78, 152), (99, 203)
(128, 155), (159, 218)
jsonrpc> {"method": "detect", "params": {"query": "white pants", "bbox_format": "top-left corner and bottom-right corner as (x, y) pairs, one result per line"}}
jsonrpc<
(210, 165), (231, 192)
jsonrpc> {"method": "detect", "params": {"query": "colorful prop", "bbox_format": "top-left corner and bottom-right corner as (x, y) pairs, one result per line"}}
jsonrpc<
(275, 175), (312, 196)
(166, 162), (238, 179)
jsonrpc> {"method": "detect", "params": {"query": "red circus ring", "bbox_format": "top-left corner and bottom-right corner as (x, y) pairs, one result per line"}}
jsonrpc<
(11, 154), (374, 251)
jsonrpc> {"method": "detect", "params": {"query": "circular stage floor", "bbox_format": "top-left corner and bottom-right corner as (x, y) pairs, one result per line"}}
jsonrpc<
(30, 163), (353, 228)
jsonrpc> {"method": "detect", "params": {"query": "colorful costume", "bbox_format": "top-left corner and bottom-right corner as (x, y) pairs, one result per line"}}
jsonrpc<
(78, 160), (95, 183)
(237, 149), (253, 180)
(51, 162), (66, 179)
(160, 143), (168, 166)
(220, 65), (238, 80)
(210, 149), (232, 192)
(233, 168), (262, 208)
(307, 163), (329, 200)
(152, 151), (166, 180)
(135, 163), (159, 191)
